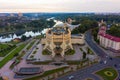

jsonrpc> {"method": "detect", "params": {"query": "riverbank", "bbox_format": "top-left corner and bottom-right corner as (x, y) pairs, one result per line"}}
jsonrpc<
(0, 28), (43, 36)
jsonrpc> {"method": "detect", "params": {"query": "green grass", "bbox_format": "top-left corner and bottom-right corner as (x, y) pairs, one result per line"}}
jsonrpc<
(8, 41), (20, 45)
(34, 35), (44, 39)
(24, 67), (68, 80)
(0, 77), (3, 80)
(80, 48), (83, 51)
(42, 49), (51, 55)
(26, 41), (35, 50)
(65, 49), (75, 55)
(0, 44), (26, 68)
(33, 50), (37, 54)
(96, 67), (118, 80)
(0, 43), (9, 49)
(87, 47), (94, 55)
(66, 59), (88, 65)
(0, 44), (16, 57)
(10, 50), (26, 69)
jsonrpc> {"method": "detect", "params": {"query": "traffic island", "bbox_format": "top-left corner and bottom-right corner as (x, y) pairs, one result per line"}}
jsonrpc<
(95, 67), (118, 80)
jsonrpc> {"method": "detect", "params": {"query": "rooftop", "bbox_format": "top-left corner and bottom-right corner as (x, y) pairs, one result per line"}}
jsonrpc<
(99, 33), (120, 42)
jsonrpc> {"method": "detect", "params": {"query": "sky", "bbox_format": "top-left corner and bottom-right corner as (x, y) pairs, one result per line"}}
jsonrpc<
(0, 0), (120, 13)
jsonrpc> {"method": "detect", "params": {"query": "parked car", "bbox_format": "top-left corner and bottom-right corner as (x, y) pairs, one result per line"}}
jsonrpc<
(68, 75), (74, 79)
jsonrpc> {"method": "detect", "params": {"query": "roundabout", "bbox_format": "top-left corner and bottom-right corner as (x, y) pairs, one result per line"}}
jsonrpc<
(104, 71), (113, 77)
(96, 67), (118, 80)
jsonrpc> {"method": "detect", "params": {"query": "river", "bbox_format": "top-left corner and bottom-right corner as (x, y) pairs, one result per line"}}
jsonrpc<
(0, 17), (60, 42)
(0, 17), (79, 42)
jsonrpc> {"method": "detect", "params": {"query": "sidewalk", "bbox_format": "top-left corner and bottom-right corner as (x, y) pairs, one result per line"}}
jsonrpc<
(0, 61), (20, 80)
(92, 39), (120, 57)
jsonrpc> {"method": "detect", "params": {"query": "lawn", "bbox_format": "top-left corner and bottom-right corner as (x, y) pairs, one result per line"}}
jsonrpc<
(24, 67), (68, 80)
(65, 49), (75, 55)
(8, 41), (20, 45)
(34, 34), (44, 39)
(96, 67), (118, 80)
(0, 44), (26, 68)
(26, 40), (35, 50)
(0, 43), (9, 49)
(0, 43), (16, 57)
(42, 49), (51, 55)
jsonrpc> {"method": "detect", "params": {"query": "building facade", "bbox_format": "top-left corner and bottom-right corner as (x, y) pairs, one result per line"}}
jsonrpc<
(41, 22), (84, 58)
(98, 26), (120, 53)
(43, 23), (73, 58)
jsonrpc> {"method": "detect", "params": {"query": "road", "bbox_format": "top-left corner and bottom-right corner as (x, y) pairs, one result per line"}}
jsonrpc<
(57, 30), (120, 80)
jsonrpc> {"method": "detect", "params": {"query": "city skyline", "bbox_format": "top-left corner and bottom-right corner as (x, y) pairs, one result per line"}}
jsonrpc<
(0, 0), (120, 13)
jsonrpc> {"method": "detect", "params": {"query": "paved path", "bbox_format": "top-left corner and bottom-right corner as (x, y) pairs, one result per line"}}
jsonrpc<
(57, 30), (120, 80)
(23, 39), (39, 59)
(0, 61), (20, 80)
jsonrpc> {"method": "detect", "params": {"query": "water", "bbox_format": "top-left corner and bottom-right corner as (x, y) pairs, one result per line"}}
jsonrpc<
(0, 30), (42, 42)
(0, 17), (78, 42)
(0, 17), (57, 42)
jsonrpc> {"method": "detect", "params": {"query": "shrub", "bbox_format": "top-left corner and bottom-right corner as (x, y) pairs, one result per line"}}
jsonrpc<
(30, 55), (34, 58)
(65, 49), (75, 55)
(33, 51), (37, 54)
(42, 49), (51, 55)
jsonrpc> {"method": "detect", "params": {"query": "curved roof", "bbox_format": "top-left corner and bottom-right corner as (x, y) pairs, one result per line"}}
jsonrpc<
(53, 21), (65, 27)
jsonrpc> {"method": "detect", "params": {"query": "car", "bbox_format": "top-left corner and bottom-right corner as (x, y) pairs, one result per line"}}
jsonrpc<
(109, 57), (113, 60)
(68, 75), (74, 79)
(104, 61), (107, 64)
(114, 64), (117, 67)
(100, 61), (103, 64)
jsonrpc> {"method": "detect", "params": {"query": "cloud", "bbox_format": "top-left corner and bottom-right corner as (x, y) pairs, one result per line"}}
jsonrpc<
(0, 0), (120, 12)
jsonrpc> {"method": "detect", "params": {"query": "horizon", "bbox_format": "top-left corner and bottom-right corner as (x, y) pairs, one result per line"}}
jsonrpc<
(0, 12), (120, 14)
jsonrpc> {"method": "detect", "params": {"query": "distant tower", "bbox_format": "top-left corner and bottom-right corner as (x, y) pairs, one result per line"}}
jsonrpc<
(18, 12), (23, 17)
(10, 13), (14, 17)
(97, 20), (107, 40)
(98, 19), (106, 27)
(67, 18), (72, 24)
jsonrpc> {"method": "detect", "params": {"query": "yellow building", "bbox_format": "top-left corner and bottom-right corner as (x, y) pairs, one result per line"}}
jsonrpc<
(43, 23), (73, 58)
(41, 22), (84, 58)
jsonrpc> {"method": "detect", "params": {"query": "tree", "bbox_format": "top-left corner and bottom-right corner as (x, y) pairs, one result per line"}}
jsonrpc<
(47, 19), (55, 27)
(107, 26), (120, 37)
(21, 35), (27, 41)
(83, 52), (86, 59)
(71, 19), (98, 34)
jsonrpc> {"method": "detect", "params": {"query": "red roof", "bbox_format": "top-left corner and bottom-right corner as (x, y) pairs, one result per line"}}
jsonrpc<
(99, 33), (120, 42)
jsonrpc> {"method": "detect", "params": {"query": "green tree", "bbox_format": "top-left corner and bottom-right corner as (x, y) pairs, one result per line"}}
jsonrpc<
(83, 52), (86, 59)
(21, 35), (27, 41)
(107, 26), (120, 37)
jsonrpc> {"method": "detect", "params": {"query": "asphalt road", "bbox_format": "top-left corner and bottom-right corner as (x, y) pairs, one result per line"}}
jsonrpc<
(57, 30), (120, 80)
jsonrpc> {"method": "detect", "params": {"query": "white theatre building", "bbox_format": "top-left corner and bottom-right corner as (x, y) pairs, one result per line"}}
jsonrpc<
(41, 22), (84, 58)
